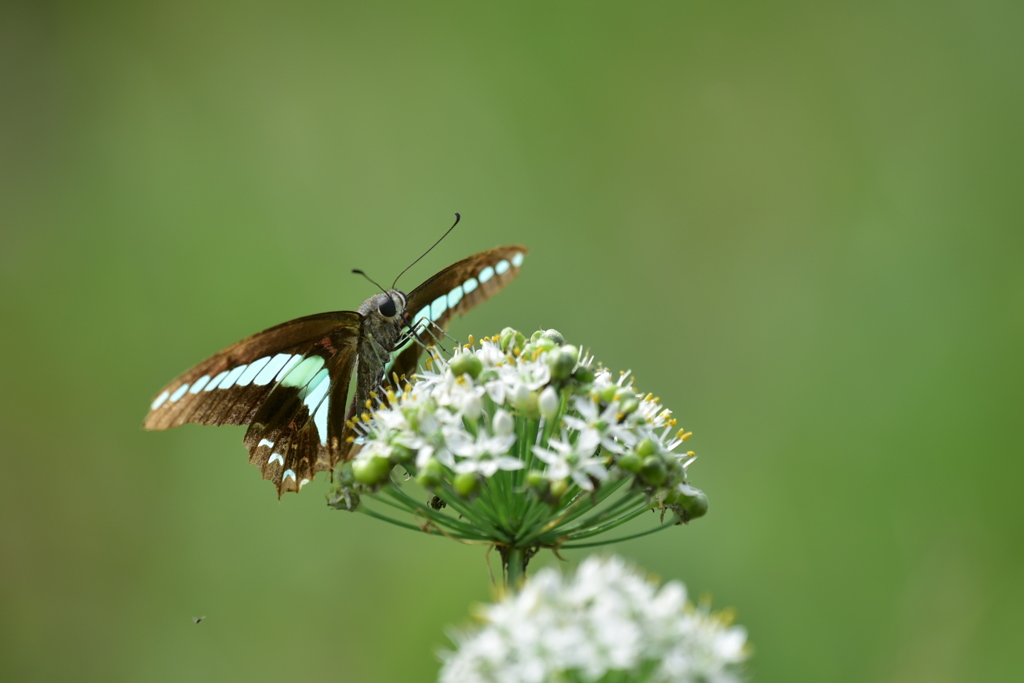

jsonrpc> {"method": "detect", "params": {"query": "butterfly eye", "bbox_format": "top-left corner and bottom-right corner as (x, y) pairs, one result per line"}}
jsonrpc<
(378, 297), (397, 318)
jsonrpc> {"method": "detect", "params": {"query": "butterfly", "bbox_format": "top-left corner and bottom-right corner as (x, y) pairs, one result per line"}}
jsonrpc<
(143, 241), (527, 496)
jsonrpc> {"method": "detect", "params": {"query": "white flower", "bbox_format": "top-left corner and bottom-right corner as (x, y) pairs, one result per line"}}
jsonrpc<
(448, 428), (522, 477)
(439, 556), (748, 683)
(531, 433), (609, 491)
(564, 395), (637, 455)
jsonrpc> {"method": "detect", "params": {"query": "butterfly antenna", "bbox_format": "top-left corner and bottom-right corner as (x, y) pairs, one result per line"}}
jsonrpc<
(391, 212), (462, 289)
(351, 268), (388, 294)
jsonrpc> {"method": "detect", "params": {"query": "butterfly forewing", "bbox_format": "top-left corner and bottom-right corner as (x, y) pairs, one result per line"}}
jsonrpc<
(144, 313), (360, 430)
(387, 245), (528, 385)
(144, 244), (527, 496)
(144, 313), (361, 494)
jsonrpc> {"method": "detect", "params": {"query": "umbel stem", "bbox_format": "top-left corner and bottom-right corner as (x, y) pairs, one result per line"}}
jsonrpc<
(499, 546), (535, 589)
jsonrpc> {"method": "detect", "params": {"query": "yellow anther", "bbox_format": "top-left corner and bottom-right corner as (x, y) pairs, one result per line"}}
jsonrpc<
(681, 431), (693, 441)
(365, 399), (373, 408)
(369, 391), (378, 399)
(686, 450), (695, 456)
(644, 393), (654, 402)
(345, 436), (355, 443)
(468, 334), (475, 346)
(360, 412), (371, 423)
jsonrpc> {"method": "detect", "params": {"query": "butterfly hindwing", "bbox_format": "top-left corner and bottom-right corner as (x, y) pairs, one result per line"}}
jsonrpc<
(242, 331), (359, 493)
(387, 245), (528, 385)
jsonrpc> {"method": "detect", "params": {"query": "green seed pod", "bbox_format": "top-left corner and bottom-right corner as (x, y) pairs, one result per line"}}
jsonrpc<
(525, 470), (549, 493)
(616, 452), (643, 473)
(573, 366), (595, 383)
(541, 329), (565, 345)
(674, 484), (709, 523)
(391, 444), (414, 463)
(640, 456), (668, 486)
(599, 385), (619, 404)
(352, 455), (394, 485)
(450, 352), (483, 379)
(550, 349), (577, 380)
(453, 471), (480, 498)
(415, 459), (445, 488)
(534, 337), (558, 353)
(635, 438), (658, 458)
(619, 396), (639, 416)
(549, 478), (569, 501)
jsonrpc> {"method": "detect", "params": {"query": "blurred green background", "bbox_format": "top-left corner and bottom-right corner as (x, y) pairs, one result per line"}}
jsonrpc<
(3, 1), (1022, 681)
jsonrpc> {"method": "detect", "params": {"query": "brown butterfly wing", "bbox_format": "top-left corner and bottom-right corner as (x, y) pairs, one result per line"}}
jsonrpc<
(387, 245), (528, 386)
(144, 312), (362, 495)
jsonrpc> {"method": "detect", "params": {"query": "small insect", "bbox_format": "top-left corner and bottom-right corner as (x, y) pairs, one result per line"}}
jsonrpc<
(193, 616), (206, 624)
(144, 214), (526, 496)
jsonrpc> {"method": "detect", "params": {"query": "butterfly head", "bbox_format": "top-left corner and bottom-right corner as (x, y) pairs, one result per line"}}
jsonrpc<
(364, 289), (408, 320)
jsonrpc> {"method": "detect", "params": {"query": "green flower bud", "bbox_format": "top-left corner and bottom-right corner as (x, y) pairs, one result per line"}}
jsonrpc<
(616, 452), (643, 473)
(619, 396), (639, 416)
(549, 478), (569, 500)
(573, 366), (595, 383)
(453, 471), (480, 498)
(352, 455), (394, 485)
(635, 438), (658, 458)
(533, 337), (558, 353)
(451, 352), (483, 379)
(541, 329), (565, 345)
(415, 459), (445, 488)
(525, 470), (548, 493)
(673, 484), (709, 523)
(640, 456), (668, 486)
(391, 444), (414, 463)
(599, 385), (619, 404)
(550, 348), (577, 380)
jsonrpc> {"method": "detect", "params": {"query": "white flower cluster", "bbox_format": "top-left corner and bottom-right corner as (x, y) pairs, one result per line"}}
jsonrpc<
(439, 555), (748, 683)
(340, 328), (701, 509)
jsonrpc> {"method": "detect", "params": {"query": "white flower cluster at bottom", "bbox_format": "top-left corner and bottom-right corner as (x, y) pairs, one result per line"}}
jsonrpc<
(439, 556), (748, 683)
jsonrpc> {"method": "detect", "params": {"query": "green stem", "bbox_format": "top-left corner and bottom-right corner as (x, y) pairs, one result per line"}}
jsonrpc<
(502, 546), (529, 589)
(560, 519), (677, 548)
